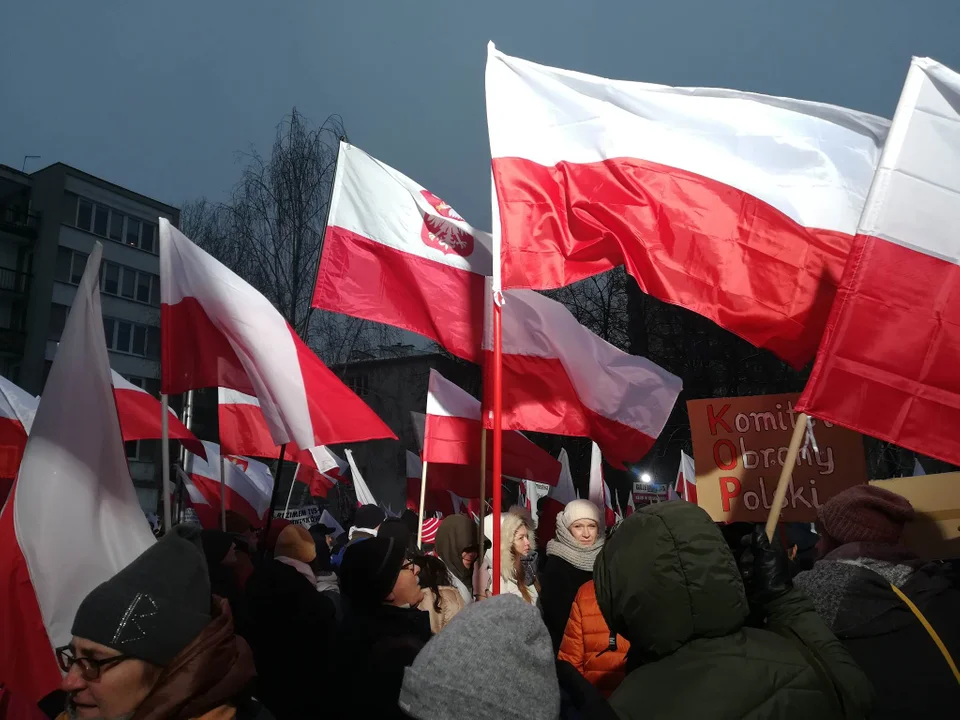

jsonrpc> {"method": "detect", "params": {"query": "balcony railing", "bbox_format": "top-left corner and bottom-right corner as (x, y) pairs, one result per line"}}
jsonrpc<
(0, 266), (30, 295)
(0, 206), (39, 239)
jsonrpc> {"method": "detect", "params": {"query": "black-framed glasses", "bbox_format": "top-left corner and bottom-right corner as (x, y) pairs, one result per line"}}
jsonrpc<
(56, 646), (133, 681)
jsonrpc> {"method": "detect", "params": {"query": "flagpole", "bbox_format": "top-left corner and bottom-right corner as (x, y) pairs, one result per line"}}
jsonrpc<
(764, 414), (808, 542)
(160, 393), (172, 532)
(478, 428), (487, 556)
(283, 463), (300, 516)
(417, 460), (429, 548)
(491, 300), (503, 595)
(219, 454), (227, 532)
(261, 443), (287, 559)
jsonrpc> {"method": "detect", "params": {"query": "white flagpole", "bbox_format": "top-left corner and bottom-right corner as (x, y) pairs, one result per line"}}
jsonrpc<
(417, 460), (429, 548)
(219, 454), (227, 532)
(478, 428), (487, 554)
(283, 463), (301, 516)
(161, 393), (172, 532)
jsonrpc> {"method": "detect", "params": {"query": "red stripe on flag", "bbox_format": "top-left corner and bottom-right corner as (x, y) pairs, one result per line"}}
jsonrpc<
(218, 402), (282, 458)
(314, 227), (486, 363)
(191, 475), (265, 528)
(483, 352), (658, 468)
(113, 389), (205, 458)
(0, 420), (26, 480)
(493, 156), (854, 368)
(798, 235), (960, 467)
(0, 490), (61, 701)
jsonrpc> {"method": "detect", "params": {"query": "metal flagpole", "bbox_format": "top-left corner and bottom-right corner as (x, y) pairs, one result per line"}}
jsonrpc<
(417, 460), (429, 548)
(160, 394), (172, 532)
(261, 444), (287, 560)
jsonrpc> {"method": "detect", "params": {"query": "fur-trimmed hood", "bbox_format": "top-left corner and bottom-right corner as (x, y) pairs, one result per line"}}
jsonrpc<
(484, 509), (536, 581)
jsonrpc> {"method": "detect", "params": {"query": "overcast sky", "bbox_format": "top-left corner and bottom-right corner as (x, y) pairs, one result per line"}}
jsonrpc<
(2, 1), (958, 227)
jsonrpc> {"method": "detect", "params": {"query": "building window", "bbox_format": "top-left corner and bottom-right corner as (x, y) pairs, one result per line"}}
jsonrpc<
(77, 199), (93, 231)
(96, 260), (160, 307)
(125, 440), (141, 461)
(55, 247), (90, 285)
(103, 317), (159, 358)
(103, 263), (120, 295)
(126, 217), (141, 247)
(141, 221), (156, 253)
(345, 375), (368, 397)
(48, 304), (69, 341)
(109, 211), (124, 241)
(136, 272), (151, 303)
(93, 205), (108, 236)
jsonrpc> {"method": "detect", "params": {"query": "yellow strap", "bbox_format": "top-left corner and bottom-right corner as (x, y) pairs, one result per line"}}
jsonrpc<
(889, 583), (960, 684)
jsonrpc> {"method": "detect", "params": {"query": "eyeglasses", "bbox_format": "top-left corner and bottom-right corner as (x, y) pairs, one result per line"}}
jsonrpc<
(56, 646), (134, 681)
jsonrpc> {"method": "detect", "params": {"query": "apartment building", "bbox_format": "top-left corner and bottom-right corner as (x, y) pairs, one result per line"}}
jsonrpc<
(0, 161), (179, 512)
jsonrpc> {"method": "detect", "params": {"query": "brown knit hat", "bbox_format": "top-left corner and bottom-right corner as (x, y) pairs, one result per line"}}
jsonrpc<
(818, 485), (914, 547)
(275, 524), (317, 563)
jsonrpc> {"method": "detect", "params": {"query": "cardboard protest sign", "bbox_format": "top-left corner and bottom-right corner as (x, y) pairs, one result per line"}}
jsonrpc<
(689, 393), (867, 522)
(276, 505), (322, 527)
(632, 482), (669, 507)
(870, 473), (960, 561)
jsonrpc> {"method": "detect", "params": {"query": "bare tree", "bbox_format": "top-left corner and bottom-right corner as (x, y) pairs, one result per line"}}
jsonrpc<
(547, 268), (631, 349)
(181, 109), (400, 364)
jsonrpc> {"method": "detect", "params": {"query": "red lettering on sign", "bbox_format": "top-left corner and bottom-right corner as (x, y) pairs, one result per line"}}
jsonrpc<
(713, 439), (737, 471)
(708, 403), (732, 435)
(720, 477), (741, 512)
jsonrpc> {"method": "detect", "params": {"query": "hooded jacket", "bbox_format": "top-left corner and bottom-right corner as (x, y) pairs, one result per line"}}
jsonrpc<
(435, 515), (477, 605)
(479, 511), (540, 603)
(557, 580), (629, 698)
(594, 502), (874, 719)
(794, 549), (960, 718)
(56, 598), (257, 720)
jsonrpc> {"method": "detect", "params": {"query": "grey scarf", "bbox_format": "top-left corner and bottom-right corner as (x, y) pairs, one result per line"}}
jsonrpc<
(546, 519), (604, 572)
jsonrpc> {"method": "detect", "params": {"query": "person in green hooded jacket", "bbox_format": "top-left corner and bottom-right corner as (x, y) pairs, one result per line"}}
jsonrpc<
(593, 502), (874, 719)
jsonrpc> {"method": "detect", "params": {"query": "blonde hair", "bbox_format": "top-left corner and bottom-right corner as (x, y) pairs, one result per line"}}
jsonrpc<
(500, 511), (540, 604)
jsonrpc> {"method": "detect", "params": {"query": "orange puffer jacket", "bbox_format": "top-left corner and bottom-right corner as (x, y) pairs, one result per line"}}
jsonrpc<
(557, 580), (630, 698)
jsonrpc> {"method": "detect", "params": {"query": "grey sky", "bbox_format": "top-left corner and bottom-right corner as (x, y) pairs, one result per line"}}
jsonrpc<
(2, 1), (959, 228)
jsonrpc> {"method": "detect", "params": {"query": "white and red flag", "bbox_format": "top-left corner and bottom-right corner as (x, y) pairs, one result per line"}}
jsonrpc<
(676, 450), (698, 504)
(186, 441), (273, 528)
(292, 444), (349, 499)
(0, 243), (155, 703)
(176, 466), (219, 530)
(0, 376), (37, 494)
(345, 449), (378, 506)
(482, 286), (681, 468)
(625, 491), (636, 517)
(587, 442), (617, 528)
(110, 371), (205, 458)
(798, 58), (960, 466)
(424, 369), (561, 494)
(159, 219), (396, 449)
(485, 44), (889, 368)
(313, 143), (492, 363)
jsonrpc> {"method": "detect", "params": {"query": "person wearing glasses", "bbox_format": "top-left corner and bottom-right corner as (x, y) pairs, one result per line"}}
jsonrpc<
(55, 527), (259, 720)
(332, 535), (432, 720)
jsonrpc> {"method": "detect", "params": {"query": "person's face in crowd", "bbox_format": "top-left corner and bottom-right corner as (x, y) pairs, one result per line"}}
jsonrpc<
(513, 526), (532, 557)
(222, 543), (238, 567)
(569, 519), (599, 546)
(386, 558), (424, 607)
(59, 638), (162, 720)
(326, 534), (335, 549)
(461, 549), (479, 570)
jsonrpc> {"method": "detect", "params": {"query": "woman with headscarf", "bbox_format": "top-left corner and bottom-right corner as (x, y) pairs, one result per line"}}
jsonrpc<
(538, 499), (604, 651)
(435, 514), (479, 605)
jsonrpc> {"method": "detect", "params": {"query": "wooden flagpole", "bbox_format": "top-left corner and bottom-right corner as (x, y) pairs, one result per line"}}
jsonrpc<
(478, 428), (487, 556)
(283, 464), (301, 516)
(764, 413), (809, 542)
(260, 444), (287, 559)
(491, 300), (503, 595)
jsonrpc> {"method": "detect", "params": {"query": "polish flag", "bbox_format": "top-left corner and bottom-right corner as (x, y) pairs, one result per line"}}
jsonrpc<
(0, 243), (155, 702)
(313, 143), (492, 363)
(186, 441), (273, 528)
(485, 44), (889, 368)
(482, 286), (681, 468)
(678, 451), (698, 504)
(110, 371), (205, 458)
(424, 369), (561, 489)
(159, 219), (396, 450)
(0, 376), (37, 496)
(345, 449), (377, 506)
(293, 444), (349, 498)
(625, 492), (636, 517)
(798, 58), (960, 466)
(176, 466), (219, 530)
(406, 451), (461, 515)
(587, 443), (616, 528)
(536, 450), (577, 547)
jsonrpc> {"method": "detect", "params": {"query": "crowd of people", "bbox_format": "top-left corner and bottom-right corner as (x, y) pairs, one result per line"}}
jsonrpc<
(20, 484), (960, 719)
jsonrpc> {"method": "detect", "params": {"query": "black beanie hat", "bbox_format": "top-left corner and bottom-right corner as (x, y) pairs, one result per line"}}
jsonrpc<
(200, 529), (234, 568)
(71, 526), (212, 667)
(354, 504), (386, 530)
(339, 536), (406, 608)
(378, 517), (414, 551)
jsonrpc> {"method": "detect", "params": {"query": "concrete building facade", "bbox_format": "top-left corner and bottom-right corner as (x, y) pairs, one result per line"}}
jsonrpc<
(0, 162), (178, 512)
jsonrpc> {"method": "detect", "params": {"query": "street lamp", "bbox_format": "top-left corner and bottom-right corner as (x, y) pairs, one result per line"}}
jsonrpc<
(640, 473), (652, 484)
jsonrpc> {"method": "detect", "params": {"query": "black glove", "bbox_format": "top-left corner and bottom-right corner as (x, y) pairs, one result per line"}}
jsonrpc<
(738, 526), (792, 608)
